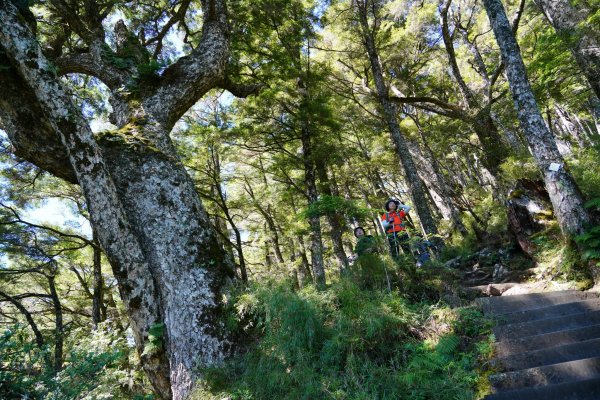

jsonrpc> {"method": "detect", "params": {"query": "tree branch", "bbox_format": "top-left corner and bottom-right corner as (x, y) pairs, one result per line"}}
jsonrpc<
(0, 290), (46, 349)
(388, 95), (471, 121)
(0, 51), (76, 183)
(143, 0), (230, 128)
(0, 202), (95, 248)
(54, 52), (128, 90)
(147, 0), (193, 59)
(440, 0), (478, 108)
(218, 76), (264, 98)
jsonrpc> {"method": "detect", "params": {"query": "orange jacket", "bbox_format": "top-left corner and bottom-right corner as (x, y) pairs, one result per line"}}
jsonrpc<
(381, 210), (407, 233)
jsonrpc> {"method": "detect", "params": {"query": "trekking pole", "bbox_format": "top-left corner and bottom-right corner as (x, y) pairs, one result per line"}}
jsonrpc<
(383, 262), (392, 293)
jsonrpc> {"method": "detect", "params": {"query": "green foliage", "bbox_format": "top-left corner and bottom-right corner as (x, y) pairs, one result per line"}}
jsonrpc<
(568, 147), (600, 200)
(354, 234), (382, 257)
(530, 225), (594, 283)
(136, 60), (164, 81)
(102, 43), (136, 70)
(575, 199), (600, 264)
(300, 195), (371, 220)
(0, 325), (51, 398)
(0, 324), (140, 400)
(348, 252), (392, 290)
(142, 322), (166, 357)
(401, 307), (495, 399)
(500, 155), (541, 183)
(400, 334), (480, 400)
(524, 22), (584, 105)
(193, 280), (492, 400)
(576, 225), (600, 261)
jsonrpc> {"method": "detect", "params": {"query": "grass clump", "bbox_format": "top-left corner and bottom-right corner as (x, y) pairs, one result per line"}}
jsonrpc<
(193, 278), (495, 400)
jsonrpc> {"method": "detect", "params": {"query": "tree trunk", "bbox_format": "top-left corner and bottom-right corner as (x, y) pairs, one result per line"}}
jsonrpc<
(440, 0), (510, 177)
(546, 107), (574, 156)
(98, 120), (235, 397)
(48, 274), (64, 372)
(483, 0), (591, 235)
(357, 1), (438, 235)
(298, 59), (326, 288)
(266, 207), (286, 265)
(0, 3), (235, 398)
(410, 126), (468, 236)
(231, 223), (248, 282)
(92, 231), (104, 328)
(534, 0), (600, 100)
(211, 155), (247, 282)
(245, 180), (285, 266)
(0, 290), (46, 350)
(491, 111), (526, 151)
(301, 127), (326, 288)
(316, 161), (349, 273)
(290, 239), (310, 288)
(471, 112), (511, 178)
(296, 236), (313, 284)
(506, 179), (553, 256)
(0, 7), (172, 397)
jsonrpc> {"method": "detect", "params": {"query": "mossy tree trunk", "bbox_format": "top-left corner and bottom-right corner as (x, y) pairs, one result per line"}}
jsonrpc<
(0, 1), (258, 398)
(483, 0), (591, 236)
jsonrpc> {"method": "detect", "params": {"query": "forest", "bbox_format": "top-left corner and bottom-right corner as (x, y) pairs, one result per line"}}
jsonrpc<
(0, 0), (599, 398)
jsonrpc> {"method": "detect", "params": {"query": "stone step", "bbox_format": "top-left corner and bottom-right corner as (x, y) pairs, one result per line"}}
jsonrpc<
(481, 291), (599, 316)
(496, 298), (600, 326)
(494, 324), (600, 358)
(490, 356), (600, 392)
(493, 309), (600, 341)
(493, 337), (600, 372)
(484, 376), (600, 400)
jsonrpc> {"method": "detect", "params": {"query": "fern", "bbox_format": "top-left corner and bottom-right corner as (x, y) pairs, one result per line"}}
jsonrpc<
(142, 322), (165, 357)
(574, 198), (600, 262)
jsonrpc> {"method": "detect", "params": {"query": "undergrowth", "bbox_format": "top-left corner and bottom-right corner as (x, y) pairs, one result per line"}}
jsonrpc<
(193, 275), (495, 400)
(530, 224), (594, 288)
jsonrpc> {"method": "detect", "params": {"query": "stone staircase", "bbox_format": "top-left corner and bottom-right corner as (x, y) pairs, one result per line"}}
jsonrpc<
(480, 290), (600, 399)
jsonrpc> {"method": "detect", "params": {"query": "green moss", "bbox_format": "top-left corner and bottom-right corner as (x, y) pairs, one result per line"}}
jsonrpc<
(536, 210), (555, 220)
(508, 189), (525, 199)
(576, 279), (594, 291)
(95, 120), (166, 157)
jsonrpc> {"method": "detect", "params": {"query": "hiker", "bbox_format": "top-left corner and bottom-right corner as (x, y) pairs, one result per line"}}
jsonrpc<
(353, 226), (378, 257)
(351, 226), (391, 290)
(411, 233), (432, 268)
(381, 199), (411, 258)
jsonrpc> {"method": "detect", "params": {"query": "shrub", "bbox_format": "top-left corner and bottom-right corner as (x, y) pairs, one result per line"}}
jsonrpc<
(569, 147), (600, 199)
(194, 280), (493, 400)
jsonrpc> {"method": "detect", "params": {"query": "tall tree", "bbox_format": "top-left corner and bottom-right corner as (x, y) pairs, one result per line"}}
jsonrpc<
(482, 0), (592, 235)
(0, 0), (259, 397)
(354, 0), (438, 235)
